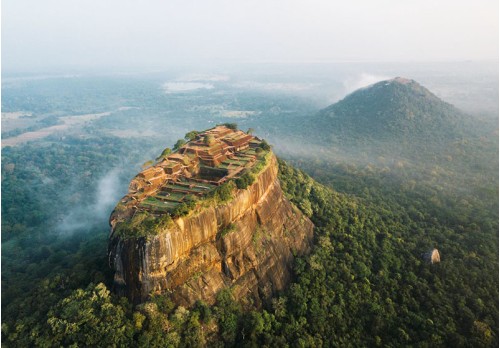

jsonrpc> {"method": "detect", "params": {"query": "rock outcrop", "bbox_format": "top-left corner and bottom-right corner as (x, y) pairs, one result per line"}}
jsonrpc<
(423, 248), (441, 264)
(108, 153), (314, 307)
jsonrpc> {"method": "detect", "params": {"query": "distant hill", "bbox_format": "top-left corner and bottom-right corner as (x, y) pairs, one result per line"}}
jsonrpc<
(303, 77), (475, 158)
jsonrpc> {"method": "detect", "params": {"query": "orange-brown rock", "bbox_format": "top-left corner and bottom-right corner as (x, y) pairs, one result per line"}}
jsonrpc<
(423, 248), (441, 264)
(108, 154), (314, 306)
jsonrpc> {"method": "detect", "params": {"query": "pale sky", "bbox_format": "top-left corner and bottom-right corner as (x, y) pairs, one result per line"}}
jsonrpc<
(2, 0), (498, 72)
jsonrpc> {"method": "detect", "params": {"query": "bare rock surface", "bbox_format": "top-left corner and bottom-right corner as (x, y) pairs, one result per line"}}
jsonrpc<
(423, 248), (441, 264)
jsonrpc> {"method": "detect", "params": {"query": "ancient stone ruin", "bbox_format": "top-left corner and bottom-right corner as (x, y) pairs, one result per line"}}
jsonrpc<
(110, 125), (263, 224)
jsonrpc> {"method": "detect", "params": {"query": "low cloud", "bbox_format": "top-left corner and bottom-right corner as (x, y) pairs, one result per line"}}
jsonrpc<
(232, 81), (319, 92)
(176, 74), (230, 82)
(163, 82), (214, 93)
(56, 168), (125, 235)
(343, 73), (391, 96)
(92, 168), (122, 217)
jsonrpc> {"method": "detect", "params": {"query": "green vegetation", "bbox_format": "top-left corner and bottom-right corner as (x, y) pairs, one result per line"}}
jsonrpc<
(1, 75), (497, 347)
(184, 130), (199, 141)
(4, 157), (496, 346)
(46, 283), (136, 347)
(156, 147), (172, 161)
(258, 139), (271, 151)
(276, 159), (497, 346)
(170, 196), (197, 217)
(235, 172), (254, 189)
(252, 150), (271, 172)
(310, 79), (471, 144)
(140, 196), (178, 211)
(114, 213), (173, 239)
(141, 159), (154, 168)
(173, 139), (186, 151)
(120, 188), (201, 237)
(161, 147), (172, 156)
(234, 149), (271, 189)
(217, 223), (237, 239)
(220, 122), (238, 130)
(208, 181), (236, 203)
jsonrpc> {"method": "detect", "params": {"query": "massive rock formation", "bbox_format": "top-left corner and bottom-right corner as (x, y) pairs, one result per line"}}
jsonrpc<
(108, 129), (314, 307)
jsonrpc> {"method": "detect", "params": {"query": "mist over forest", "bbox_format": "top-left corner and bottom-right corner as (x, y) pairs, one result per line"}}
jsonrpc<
(1, 61), (498, 346)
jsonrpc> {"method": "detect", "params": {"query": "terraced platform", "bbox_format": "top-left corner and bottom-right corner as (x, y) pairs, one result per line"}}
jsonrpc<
(121, 126), (269, 216)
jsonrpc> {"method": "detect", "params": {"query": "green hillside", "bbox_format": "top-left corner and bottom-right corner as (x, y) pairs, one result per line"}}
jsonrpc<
(316, 77), (468, 141)
(286, 77), (494, 166)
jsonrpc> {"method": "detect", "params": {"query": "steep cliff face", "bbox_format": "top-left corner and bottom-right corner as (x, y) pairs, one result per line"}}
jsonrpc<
(109, 154), (314, 306)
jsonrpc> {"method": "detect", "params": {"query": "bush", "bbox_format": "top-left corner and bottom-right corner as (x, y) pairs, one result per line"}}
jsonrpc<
(218, 223), (237, 239)
(170, 197), (198, 217)
(172, 203), (190, 217)
(236, 173), (255, 189)
(214, 289), (241, 344)
(211, 182), (235, 202)
(259, 140), (271, 151)
(156, 147), (172, 161)
(115, 213), (173, 238)
(250, 152), (270, 175)
(160, 147), (172, 157)
(184, 130), (199, 141)
(173, 139), (186, 150)
(221, 123), (238, 130)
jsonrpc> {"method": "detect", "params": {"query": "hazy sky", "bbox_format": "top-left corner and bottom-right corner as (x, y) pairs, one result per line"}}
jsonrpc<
(2, 0), (498, 72)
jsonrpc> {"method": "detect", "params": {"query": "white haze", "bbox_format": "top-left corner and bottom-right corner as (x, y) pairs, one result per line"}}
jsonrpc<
(176, 74), (230, 82)
(163, 82), (215, 93)
(232, 81), (320, 92)
(2, 0), (498, 73)
(56, 168), (125, 235)
(342, 73), (392, 96)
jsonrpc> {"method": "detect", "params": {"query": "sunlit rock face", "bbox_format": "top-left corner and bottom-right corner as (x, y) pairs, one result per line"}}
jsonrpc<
(423, 248), (441, 264)
(108, 154), (314, 306)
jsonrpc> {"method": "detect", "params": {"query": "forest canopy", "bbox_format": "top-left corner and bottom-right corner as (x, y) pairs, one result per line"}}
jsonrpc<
(1, 137), (497, 346)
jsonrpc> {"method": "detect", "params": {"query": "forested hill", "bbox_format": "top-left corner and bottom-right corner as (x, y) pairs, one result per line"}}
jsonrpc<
(277, 77), (498, 195)
(313, 77), (470, 142)
(282, 77), (494, 164)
